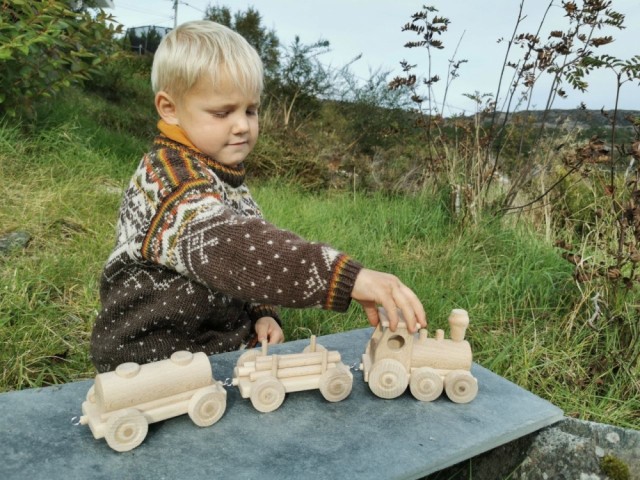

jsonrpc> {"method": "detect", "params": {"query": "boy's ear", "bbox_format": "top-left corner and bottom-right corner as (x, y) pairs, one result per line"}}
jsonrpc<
(155, 91), (179, 125)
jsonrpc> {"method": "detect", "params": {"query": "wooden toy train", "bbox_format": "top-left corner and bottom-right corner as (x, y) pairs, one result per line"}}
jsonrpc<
(361, 308), (477, 403)
(79, 308), (477, 451)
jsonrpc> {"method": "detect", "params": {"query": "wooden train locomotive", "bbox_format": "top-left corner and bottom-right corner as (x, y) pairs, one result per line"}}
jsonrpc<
(361, 308), (478, 403)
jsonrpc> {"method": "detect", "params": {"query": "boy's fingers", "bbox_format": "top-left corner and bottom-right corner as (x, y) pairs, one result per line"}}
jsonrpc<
(362, 302), (380, 326)
(414, 296), (427, 328)
(382, 298), (399, 331)
(391, 285), (426, 333)
(389, 287), (414, 332)
(404, 291), (427, 331)
(271, 329), (284, 344)
(255, 323), (268, 343)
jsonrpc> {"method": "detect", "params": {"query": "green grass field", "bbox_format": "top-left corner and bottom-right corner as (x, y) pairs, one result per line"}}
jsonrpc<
(0, 91), (638, 430)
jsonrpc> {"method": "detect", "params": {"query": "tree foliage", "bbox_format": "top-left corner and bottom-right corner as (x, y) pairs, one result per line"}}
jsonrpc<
(204, 5), (280, 79)
(270, 36), (334, 125)
(0, 0), (122, 117)
(203, 6), (337, 127)
(124, 26), (170, 55)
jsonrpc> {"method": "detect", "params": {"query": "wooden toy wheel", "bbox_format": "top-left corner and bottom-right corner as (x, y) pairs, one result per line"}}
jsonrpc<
(236, 349), (260, 367)
(188, 387), (227, 427)
(250, 376), (285, 412)
(444, 370), (478, 404)
(319, 365), (353, 402)
(105, 408), (148, 452)
(410, 367), (444, 402)
(368, 358), (408, 399)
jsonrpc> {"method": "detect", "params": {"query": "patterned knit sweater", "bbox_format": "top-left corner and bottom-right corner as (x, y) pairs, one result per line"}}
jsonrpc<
(90, 122), (362, 373)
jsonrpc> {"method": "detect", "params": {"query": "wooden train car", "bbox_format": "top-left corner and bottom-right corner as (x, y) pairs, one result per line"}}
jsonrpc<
(79, 350), (226, 452)
(232, 336), (353, 412)
(361, 308), (478, 403)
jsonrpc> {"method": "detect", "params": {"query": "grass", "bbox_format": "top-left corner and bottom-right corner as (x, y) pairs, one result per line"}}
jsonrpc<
(0, 89), (638, 431)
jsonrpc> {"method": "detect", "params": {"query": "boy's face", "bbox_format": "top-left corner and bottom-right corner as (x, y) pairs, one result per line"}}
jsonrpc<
(162, 76), (259, 166)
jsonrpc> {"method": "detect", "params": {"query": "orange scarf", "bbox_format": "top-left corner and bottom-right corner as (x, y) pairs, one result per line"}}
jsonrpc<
(157, 120), (201, 153)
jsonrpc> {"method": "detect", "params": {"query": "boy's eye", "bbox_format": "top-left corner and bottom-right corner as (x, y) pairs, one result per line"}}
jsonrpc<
(247, 108), (259, 116)
(212, 111), (228, 118)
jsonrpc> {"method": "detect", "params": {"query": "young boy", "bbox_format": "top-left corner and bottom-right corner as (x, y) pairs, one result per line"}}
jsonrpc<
(90, 20), (425, 373)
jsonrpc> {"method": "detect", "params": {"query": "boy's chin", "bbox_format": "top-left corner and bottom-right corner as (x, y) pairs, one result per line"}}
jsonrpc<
(214, 156), (247, 167)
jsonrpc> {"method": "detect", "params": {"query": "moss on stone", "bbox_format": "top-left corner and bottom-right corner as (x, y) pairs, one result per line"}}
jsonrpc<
(600, 454), (630, 480)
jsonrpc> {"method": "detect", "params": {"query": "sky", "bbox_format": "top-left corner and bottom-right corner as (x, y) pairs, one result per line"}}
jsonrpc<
(105, 0), (640, 114)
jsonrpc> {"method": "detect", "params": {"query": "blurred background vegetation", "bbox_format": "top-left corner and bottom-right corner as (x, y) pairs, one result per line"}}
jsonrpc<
(0, 0), (638, 429)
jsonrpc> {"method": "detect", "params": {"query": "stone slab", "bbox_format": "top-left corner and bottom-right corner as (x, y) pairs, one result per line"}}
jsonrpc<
(0, 328), (564, 480)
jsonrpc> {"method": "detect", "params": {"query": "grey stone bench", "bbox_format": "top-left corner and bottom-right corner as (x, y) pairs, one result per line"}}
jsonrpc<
(0, 328), (563, 479)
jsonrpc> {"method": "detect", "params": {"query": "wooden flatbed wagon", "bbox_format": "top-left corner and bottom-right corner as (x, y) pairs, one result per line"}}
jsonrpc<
(233, 336), (353, 412)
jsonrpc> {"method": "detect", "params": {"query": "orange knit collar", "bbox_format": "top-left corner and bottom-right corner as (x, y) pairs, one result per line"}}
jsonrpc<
(154, 120), (246, 187)
(157, 120), (201, 153)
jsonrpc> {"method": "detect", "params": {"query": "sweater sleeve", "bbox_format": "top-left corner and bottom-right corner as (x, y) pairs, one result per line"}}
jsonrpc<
(141, 179), (363, 312)
(246, 303), (281, 325)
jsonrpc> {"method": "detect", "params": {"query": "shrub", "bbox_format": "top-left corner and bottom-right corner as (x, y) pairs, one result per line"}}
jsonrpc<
(83, 51), (153, 104)
(0, 0), (121, 117)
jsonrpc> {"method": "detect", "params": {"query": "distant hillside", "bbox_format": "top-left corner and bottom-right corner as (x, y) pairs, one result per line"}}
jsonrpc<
(477, 109), (639, 145)
(495, 109), (640, 129)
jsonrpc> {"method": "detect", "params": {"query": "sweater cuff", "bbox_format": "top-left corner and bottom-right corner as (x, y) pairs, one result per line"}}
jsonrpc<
(247, 304), (282, 326)
(323, 255), (363, 312)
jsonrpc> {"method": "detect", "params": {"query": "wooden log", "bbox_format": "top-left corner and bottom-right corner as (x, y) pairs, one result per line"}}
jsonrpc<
(254, 350), (341, 367)
(248, 362), (339, 382)
(271, 354), (278, 377)
(235, 351), (341, 375)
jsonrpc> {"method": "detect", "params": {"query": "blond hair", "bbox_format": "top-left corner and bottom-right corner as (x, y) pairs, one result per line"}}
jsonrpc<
(151, 20), (264, 99)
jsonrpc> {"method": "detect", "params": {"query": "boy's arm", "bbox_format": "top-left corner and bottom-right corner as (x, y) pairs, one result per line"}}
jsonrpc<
(141, 179), (425, 331)
(141, 183), (362, 312)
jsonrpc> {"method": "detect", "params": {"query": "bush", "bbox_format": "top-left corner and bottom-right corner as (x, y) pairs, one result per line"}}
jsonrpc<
(0, 0), (121, 117)
(83, 51), (153, 104)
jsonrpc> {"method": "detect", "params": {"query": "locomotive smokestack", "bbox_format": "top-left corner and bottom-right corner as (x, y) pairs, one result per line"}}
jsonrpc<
(449, 309), (469, 342)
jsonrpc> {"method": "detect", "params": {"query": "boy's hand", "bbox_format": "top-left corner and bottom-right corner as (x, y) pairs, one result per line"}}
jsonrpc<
(351, 268), (427, 333)
(254, 316), (285, 345)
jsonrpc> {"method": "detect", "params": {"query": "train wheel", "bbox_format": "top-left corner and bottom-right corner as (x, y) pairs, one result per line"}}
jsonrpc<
(368, 358), (408, 399)
(444, 370), (478, 403)
(319, 365), (353, 402)
(410, 367), (443, 402)
(250, 376), (285, 412)
(105, 408), (148, 452)
(188, 387), (227, 427)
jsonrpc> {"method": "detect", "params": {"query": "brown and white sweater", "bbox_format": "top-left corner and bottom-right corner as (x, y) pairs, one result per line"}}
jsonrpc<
(90, 122), (362, 372)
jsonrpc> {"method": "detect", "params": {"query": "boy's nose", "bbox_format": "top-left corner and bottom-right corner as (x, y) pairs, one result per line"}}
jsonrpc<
(232, 114), (250, 133)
